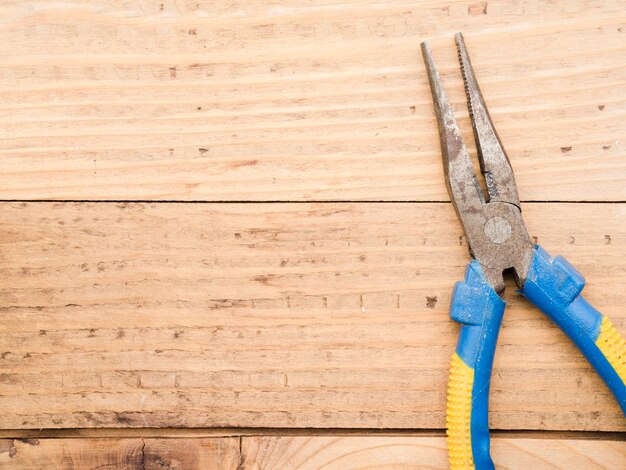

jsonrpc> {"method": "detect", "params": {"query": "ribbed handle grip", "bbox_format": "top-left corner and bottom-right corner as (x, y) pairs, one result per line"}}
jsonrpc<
(447, 262), (505, 470)
(447, 352), (476, 469)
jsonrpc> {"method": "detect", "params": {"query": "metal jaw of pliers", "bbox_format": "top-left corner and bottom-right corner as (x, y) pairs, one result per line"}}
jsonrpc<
(422, 34), (532, 294)
(422, 34), (626, 470)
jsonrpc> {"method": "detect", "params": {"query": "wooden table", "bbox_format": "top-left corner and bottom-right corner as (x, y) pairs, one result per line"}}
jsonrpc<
(0, 1), (625, 468)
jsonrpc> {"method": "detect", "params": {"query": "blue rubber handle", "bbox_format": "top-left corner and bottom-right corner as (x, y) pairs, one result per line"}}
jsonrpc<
(521, 245), (626, 414)
(448, 247), (626, 469)
(447, 261), (504, 470)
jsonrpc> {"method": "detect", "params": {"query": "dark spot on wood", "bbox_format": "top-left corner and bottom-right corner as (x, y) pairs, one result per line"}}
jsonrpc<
(189, 28), (197, 35)
(409, 105), (416, 113)
(254, 274), (275, 286)
(169, 66), (177, 78)
(1, 352), (11, 359)
(153, 455), (170, 468)
(426, 296), (438, 308)
(114, 413), (132, 424)
(197, 106), (202, 110)
(598, 104), (605, 110)
(97, 262), (105, 272)
(569, 236), (575, 244)
(280, 259), (287, 267)
(618, 27), (623, 32)
(605, 235), (611, 245)
(23, 353), (31, 359)
(116, 330), (125, 339)
(199, 147), (208, 154)
(39, 330), (47, 336)
(174, 331), (181, 338)
(234, 232), (242, 239)
(468, 2), (487, 15)
(359, 254), (367, 262)
(0, 375), (18, 386)
(65, 304), (80, 308)
(229, 159), (259, 169)
(159, 3), (164, 10)
(88, 328), (97, 337)
(81, 263), (89, 272)
(560, 146), (572, 153)
(532, 236), (539, 244)
(603, 145), (611, 150)
(16, 438), (39, 446)
(155, 349), (163, 353)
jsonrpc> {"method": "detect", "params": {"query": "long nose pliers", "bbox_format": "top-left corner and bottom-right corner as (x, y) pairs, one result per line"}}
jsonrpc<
(421, 34), (626, 470)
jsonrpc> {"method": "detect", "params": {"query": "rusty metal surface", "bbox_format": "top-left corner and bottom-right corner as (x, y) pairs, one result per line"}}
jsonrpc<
(421, 34), (533, 293)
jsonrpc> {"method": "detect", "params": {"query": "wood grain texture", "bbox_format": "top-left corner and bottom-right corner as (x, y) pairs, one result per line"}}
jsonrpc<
(241, 436), (626, 470)
(0, 202), (624, 431)
(142, 438), (241, 470)
(1, 436), (624, 469)
(0, 437), (240, 469)
(0, 1), (625, 201)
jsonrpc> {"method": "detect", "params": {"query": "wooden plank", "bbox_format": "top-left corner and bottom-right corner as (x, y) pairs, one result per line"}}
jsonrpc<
(0, 1), (624, 201)
(0, 438), (144, 470)
(0, 202), (624, 430)
(0, 437), (240, 469)
(142, 438), (240, 470)
(241, 436), (626, 470)
(1, 436), (624, 469)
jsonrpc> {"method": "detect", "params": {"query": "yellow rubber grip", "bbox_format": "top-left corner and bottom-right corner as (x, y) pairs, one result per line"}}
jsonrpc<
(596, 316), (626, 383)
(447, 352), (475, 470)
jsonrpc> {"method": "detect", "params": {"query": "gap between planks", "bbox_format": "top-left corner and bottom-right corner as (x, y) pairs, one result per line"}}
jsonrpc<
(0, 428), (624, 441)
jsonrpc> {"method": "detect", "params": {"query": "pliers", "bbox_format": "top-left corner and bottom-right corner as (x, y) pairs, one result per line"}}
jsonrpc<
(421, 33), (626, 470)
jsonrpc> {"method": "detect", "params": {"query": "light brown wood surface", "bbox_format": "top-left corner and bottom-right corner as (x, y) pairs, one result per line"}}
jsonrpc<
(1, 202), (624, 431)
(1, 0), (625, 467)
(241, 436), (626, 470)
(0, 437), (241, 470)
(1, 436), (624, 469)
(0, 1), (624, 201)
